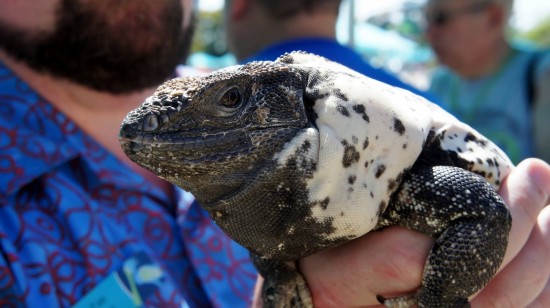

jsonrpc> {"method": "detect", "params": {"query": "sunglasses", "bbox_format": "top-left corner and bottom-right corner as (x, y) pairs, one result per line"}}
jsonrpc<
(425, 2), (492, 26)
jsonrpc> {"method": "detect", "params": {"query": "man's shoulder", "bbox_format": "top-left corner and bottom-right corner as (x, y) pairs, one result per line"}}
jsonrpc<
(533, 49), (550, 76)
(430, 66), (455, 82)
(428, 66), (457, 93)
(510, 45), (550, 74)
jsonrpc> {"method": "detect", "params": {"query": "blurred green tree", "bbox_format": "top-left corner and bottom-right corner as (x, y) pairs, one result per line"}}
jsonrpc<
(191, 10), (227, 56)
(521, 16), (550, 47)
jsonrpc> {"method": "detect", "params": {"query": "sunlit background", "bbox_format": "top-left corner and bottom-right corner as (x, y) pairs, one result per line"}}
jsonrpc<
(188, 0), (550, 89)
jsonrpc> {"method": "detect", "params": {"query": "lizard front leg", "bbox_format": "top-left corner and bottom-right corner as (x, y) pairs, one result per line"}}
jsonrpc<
(377, 165), (512, 307)
(251, 254), (313, 308)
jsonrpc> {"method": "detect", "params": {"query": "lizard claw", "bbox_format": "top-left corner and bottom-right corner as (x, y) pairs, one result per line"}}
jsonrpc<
(262, 273), (312, 308)
(377, 293), (417, 308)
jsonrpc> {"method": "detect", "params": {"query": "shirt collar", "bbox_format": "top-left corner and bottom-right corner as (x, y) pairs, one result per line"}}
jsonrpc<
(0, 61), (168, 201)
(0, 61), (81, 195)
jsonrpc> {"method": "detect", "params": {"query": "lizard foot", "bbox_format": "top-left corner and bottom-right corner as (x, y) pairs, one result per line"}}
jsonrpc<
(262, 271), (312, 308)
(252, 255), (313, 308)
(377, 292), (469, 308)
(377, 293), (417, 308)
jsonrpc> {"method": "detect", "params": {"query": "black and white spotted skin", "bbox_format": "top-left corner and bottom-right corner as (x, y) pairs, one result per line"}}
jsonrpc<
(119, 52), (513, 307)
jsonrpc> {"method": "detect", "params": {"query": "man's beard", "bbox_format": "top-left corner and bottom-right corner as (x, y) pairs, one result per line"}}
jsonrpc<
(0, 0), (194, 94)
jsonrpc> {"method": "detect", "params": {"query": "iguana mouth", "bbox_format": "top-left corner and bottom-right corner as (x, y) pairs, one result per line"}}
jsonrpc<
(120, 130), (247, 150)
(120, 121), (304, 157)
(119, 128), (252, 164)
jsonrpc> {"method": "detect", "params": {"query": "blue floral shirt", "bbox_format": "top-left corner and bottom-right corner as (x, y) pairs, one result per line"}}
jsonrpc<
(0, 61), (256, 307)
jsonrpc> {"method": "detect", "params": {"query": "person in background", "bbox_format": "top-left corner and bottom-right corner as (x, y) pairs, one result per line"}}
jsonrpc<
(224, 0), (441, 102)
(424, 0), (550, 163)
(0, 0), (549, 307)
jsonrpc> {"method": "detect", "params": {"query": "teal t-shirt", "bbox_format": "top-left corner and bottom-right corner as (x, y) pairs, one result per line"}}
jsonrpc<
(429, 47), (550, 163)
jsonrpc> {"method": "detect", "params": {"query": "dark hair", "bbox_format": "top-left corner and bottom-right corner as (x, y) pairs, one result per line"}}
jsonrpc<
(257, 0), (341, 18)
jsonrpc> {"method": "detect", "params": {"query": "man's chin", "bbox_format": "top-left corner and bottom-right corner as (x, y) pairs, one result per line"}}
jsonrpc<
(0, 0), (192, 94)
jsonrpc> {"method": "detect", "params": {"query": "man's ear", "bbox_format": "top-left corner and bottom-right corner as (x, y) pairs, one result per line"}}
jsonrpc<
(486, 3), (507, 29)
(228, 0), (251, 20)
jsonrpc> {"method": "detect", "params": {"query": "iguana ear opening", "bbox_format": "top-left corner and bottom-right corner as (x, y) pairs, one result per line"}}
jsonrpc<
(291, 69), (318, 128)
(274, 51), (330, 127)
(303, 95), (319, 129)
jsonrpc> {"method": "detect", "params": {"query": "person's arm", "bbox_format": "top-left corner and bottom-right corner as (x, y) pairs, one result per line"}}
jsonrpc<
(534, 67), (550, 163)
(294, 158), (550, 307)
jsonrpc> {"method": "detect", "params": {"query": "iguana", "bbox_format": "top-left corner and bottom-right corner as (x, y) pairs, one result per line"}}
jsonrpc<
(119, 52), (513, 307)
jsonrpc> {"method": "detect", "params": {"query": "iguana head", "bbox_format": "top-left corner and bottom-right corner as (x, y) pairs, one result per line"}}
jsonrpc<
(119, 60), (310, 203)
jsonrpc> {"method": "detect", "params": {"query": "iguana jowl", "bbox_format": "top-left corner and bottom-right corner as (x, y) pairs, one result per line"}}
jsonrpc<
(119, 52), (513, 307)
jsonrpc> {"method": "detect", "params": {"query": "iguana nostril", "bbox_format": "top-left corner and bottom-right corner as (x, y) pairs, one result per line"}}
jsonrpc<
(119, 123), (137, 139)
(143, 113), (159, 131)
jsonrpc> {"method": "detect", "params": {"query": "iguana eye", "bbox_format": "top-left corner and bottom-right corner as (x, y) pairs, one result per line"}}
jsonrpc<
(220, 87), (241, 108)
